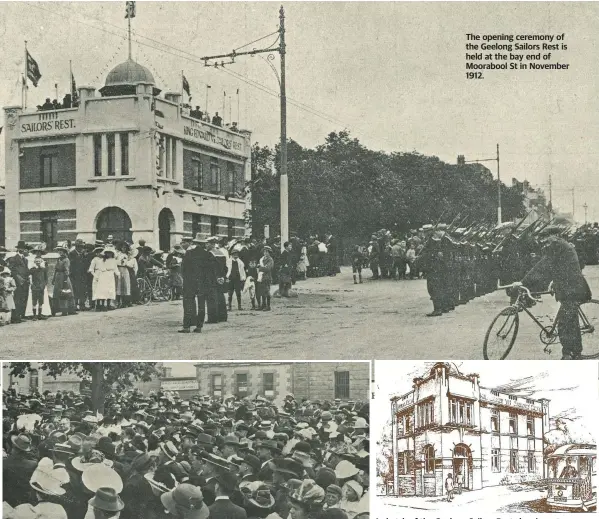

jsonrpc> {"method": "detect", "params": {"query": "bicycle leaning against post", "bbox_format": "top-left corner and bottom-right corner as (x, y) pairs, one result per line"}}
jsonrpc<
(483, 283), (599, 360)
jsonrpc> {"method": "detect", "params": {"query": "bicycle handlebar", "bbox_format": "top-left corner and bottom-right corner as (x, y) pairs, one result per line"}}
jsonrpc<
(497, 284), (553, 299)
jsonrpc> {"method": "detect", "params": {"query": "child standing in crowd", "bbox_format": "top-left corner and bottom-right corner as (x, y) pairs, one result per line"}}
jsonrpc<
(0, 269), (16, 325)
(257, 246), (274, 311)
(29, 257), (48, 320)
(351, 245), (364, 285)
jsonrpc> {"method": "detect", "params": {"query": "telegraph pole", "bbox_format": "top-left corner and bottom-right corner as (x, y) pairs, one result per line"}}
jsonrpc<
(462, 144), (501, 224)
(201, 6), (288, 251)
(583, 202), (588, 224)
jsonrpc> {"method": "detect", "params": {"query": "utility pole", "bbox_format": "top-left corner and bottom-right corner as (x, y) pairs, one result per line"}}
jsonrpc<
(583, 202), (588, 224)
(201, 6), (288, 251)
(549, 173), (553, 219)
(496, 143), (501, 224)
(462, 144), (501, 225)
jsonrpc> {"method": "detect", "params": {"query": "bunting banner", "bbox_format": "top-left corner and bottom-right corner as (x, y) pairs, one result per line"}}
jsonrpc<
(26, 50), (42, 87)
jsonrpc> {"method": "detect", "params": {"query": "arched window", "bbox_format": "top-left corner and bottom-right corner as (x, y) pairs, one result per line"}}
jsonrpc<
(96, 207), (133, 243)
(424, 444), (435, 473)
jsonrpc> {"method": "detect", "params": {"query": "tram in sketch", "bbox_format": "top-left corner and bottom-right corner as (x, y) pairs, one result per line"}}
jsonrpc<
(546, 443), (596, 511)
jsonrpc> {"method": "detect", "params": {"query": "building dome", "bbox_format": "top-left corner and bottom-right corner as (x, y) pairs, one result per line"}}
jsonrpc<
(99, 59), (161, 97)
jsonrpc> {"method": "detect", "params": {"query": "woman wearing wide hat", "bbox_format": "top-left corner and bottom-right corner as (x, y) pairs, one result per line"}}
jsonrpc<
(91, 246), (118, 311)
(52, 244), (77, 316)
(288, 479), (326, 519)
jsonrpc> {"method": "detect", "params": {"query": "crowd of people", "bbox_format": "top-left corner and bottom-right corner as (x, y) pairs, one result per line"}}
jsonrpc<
(3, 386), (369, 519)
(0, 231), (341, 332)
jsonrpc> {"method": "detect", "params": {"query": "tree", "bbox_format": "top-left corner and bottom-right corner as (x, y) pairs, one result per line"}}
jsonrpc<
(8, 362), (161, 414)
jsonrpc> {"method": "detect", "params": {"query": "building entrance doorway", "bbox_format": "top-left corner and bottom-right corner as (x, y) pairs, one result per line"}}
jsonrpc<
(453, 444), (473, 491)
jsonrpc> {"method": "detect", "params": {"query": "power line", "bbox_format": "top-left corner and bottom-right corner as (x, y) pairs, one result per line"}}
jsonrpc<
(25, 2), (399, 148)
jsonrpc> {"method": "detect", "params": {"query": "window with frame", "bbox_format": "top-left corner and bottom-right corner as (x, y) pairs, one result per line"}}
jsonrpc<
(510, 450), (518, 473)
(93, 134), (102, 176)
(491, 409), (499, 432)
(263, 373), (274, 397)
(423, 445), (435, 474)
(191, 159), (204, 192)
(491, 448), (500, 472)
(211, 374), (222, 398)
(210, 216), (218, 236)
(226, 162), (236, 194)
(449, 397), (473, 425)
(40, 153), (58, 187)
(236, 373), (248, 397)
(527, 451), (535, 472)
(227, 218), (234, 239)
(40, 213), (58, 250)
(120, 133), (129, 175)
(396, 414), (405, 437)
(509, 412), (517, 434)
(417, 400), (434, 428)
(526, 416), (534, 436)
(107, 134), (116, 176)
(191, 214), (203, 237)
(210, 157), (221, 194)
(398, 451), (408, 475)
(334, 371), (350, 399)
(405, 414), (413, 434)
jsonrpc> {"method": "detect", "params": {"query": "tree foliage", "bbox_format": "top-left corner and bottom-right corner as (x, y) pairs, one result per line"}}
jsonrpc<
(249, 131), (526, 240)
(9, 362), (161, 413)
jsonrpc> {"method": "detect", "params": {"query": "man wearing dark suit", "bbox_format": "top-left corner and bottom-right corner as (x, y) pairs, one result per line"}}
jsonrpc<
(180, 234), (219, 333)
(521, 227), (592, 359)
(69, 240), (88, 311)
(7, 241), (31, 323)
(209, 472), (247, 519)
(3, 434), (38, 507)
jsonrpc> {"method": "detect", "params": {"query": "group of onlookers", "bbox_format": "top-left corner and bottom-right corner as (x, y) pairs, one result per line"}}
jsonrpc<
(3, 387), (370, 519)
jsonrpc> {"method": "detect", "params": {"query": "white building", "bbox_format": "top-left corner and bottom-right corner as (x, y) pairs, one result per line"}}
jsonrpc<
(3, 59), (251, 250)
(390, 363), (549, 497)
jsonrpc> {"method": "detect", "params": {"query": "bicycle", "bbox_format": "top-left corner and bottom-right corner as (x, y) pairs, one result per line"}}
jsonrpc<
(483, 284), (599, 360)
(137, 268), (173, 305)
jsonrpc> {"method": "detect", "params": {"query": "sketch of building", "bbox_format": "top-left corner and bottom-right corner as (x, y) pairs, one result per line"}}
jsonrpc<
(390, 362), (549, 496)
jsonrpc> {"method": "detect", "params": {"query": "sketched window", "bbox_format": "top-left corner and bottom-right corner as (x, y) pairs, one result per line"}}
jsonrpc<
(423, 445), (435, 474)
(527, 451), (535, 473)
(491, 449), (500, 472)
(491, 409), (499, 432)
(526, 416), (534, 436)
(510, 450), (518, 473)
(40, 153), (58, 187)
(509, 412), (517, 434)
(396, 414), (405, 437)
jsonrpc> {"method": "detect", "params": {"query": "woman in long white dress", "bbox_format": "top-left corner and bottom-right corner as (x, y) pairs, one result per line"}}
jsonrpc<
(115, 244), (132, 308)
(89, 247), (118, 311)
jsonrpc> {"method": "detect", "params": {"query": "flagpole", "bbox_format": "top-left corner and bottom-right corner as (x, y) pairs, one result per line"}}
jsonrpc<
(181, 70), (184, 101)
(229, 96), (232, 125)
(127, 14), (132, 60)
(55, 83), (58, 102)
(69, 60), (73, 97)
(24, 40), (28, 109)
(222, 92), (226, 124)
(205, 85), (210, 119)
(237, 90), (240, 126)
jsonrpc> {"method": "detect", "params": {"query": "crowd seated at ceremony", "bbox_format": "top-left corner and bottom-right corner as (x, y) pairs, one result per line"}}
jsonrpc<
(3, 386), (370, 519)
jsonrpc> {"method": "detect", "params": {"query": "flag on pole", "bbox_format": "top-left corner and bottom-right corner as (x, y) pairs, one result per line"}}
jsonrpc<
(207, 85), (211, 89)
(237, 88), (239, 94)
(182, 75), (191, 98)
(26, 50), (42, 87)
(71, 72), (76, 96)
(125, 1), (136, 18)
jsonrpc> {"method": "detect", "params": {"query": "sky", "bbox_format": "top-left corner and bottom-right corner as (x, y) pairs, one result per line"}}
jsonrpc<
(373, 360), (598, 448)
(1, 2), (598, 220)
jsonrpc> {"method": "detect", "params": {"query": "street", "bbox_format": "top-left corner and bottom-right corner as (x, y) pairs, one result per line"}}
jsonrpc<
(375, 484), (558, 514)
(2, 265), (599, 360)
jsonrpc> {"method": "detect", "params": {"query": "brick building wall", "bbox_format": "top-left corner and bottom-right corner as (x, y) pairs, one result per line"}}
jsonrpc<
(20, 143), (76, 189)
(291, 362), (369, 401)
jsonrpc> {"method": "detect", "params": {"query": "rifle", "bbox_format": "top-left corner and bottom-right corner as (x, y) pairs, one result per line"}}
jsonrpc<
(490, 211), (534, 253)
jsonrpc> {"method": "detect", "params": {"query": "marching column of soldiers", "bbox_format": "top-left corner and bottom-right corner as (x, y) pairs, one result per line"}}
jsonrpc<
(364, 217), (599, 318)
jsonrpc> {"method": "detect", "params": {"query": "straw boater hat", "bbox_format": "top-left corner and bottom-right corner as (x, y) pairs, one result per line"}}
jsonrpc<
(192, 233), (208, 244)
(160, 441), (179, 461)
(81, 464), (123, 494)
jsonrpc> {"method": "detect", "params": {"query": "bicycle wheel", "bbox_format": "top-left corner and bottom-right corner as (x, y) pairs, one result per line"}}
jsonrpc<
(578, 299), (599, 359)
(138, 278), (152, 305)
(156, 277), (172, 302)
(483, 306), (519, 360)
